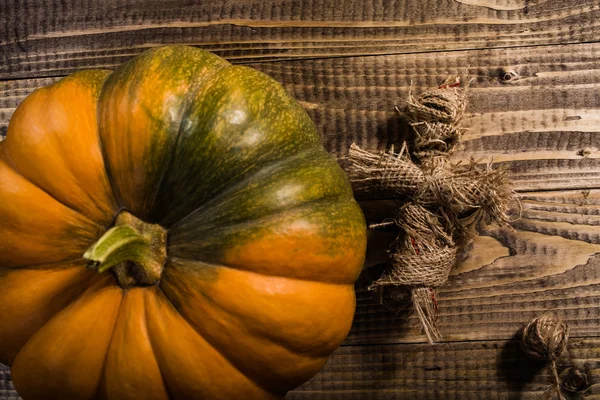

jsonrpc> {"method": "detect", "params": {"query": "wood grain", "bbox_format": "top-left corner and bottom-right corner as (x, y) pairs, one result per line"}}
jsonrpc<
(250, 41), (600, 195)
(289, 339), (600, 399)
(0, 365), (17, 400)
(3, 2), (600, 398)
(349, 189), (600, 344)
(2, 0), (600, 79)
(4, 41), (600, 192)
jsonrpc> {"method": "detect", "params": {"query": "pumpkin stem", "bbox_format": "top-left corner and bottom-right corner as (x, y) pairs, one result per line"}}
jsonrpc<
(84, 211), (167, 288)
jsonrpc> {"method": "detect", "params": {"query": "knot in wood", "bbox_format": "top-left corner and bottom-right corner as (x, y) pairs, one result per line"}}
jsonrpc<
(561, 367), (588, 393)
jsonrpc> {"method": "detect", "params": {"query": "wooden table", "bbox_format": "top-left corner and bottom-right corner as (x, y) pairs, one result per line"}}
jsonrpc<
(2, 1), (600, 399)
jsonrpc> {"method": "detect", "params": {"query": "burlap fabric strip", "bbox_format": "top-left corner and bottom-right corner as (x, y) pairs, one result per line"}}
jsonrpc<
(347, 77), (520, 343)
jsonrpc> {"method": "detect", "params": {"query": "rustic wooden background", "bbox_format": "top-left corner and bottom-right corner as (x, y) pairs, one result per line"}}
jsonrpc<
(2, 0), (600, 399)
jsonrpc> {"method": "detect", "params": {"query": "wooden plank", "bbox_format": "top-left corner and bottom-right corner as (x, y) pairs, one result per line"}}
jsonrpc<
(3, 14), (600, 398)
(349, 189), (600, 344)
(0, 365), (18, 400)
(251, 41), (600, 195)
(2, 0), (600, 79)
(3, 0), (600, 399)
(289, 339), (600, 399)
(3, 42), (600, 192)
(3, 337), (598, 399)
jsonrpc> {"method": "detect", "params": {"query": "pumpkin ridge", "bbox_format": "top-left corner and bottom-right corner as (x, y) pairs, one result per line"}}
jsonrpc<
(2, 70), (118, 224)
(165, 255), (350, 285)
(93, 283), (124, 400)
(96, 117), (118, 219)
(102, 288), (170, 400)
(10, 273), (121, 400)
(160, 260), (345, 393)
(149, 64), (321, 226)
(160, 259), (355, 357)
(171, 193), (352, 242)
(46, 73), (118, 221)
(164, 146), (318, 229)
(0, 149), (105, 235)
(156, 280), (287, 398)
(168, 195), (361, 276)
(142, 291), (177, 400)
(97, 46), (230, 219)
(0, 156), (108, 268)
(1, 256), (84, 270)
(182, 186), (354, 233)
(146, 64), (235, 223)
(183, 265), (352, 358)
(145, 286), (281, 400)
(0, 265), (101, 365)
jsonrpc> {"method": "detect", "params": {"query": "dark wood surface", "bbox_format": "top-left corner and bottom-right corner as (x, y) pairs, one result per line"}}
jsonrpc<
(2, 1), (600, 399)
(288, 339), (600, 400)
(2, 0), (600, 78)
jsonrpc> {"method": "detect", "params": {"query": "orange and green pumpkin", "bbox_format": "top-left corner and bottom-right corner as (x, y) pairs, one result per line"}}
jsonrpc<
(0, 45), (366, 399)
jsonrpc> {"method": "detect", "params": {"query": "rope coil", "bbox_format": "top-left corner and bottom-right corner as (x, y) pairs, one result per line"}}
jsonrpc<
(520, 314), (569, 400)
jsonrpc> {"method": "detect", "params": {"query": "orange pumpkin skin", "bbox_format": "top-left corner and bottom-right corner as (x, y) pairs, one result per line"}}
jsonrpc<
(0, 46), (366, 400)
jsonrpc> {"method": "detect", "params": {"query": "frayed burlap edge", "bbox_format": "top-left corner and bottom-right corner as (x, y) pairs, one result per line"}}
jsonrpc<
(347, 76), (521, 343)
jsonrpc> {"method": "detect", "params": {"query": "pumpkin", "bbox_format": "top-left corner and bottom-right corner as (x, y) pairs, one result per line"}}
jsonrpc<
(0, 45), (366, 399)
